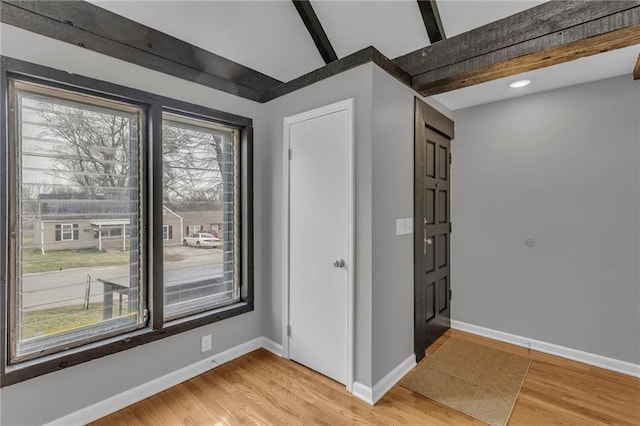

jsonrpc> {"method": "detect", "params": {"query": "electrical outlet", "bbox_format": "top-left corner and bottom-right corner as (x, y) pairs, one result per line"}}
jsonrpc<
(201, 334), (212, 353)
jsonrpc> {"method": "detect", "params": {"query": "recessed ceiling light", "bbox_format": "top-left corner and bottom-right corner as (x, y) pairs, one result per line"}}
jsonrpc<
(509, 79), (531, 88)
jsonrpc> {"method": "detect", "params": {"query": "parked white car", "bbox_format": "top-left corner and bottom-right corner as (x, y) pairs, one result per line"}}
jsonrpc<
(183, 232), (220, 248)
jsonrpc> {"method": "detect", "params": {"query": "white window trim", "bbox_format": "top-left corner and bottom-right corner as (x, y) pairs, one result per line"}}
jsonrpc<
(188, 225), (201, 234)
(163, 225), (172, 240)
(60, 223), (75, 241)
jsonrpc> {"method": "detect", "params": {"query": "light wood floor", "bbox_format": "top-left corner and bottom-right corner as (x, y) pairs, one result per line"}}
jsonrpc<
(92, 329), (640, 425)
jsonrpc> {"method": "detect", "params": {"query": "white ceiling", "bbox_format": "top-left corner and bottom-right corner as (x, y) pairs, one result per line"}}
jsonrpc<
(437, 0), (545, 37)
(433, 44), (640, 110)
(90, 0), (326, 82)
(89, 1), (639, 109)
(310, 0), (428, 59)
(89, 0), (545, 82)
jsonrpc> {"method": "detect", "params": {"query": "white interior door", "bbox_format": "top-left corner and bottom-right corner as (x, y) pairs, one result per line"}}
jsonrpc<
(285, 99), (353, 387)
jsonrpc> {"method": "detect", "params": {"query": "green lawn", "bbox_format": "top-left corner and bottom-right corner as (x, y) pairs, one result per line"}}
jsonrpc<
(22, 247), (130, 274)
(22, 247), (186, 274)
(19, 246), (188, 339)
(22, 303), (133, 340)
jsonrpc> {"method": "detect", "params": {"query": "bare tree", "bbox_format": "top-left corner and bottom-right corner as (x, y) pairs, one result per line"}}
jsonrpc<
(162, 123), (225, 203)
(35, 99), (228, 203)
(37, 101), (134, 198)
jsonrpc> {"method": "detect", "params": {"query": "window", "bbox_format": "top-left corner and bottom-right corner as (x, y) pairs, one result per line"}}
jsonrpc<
(1, 58), (253, 386)
(163, 113), (240, 320)
(7, 79), (144, 363)
(187, 225), (202, 234)
(55, 224), (78, 241)
(94, 226), (126, 239)
(163, 225), (173, 240)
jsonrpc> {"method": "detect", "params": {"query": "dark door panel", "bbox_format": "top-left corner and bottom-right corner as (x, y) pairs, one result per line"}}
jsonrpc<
(414, 98), (453, 362)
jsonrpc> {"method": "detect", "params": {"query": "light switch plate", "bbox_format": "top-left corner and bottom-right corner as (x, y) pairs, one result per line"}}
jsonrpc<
(404, 218), (413, 234)
(396, 219), (405, 236)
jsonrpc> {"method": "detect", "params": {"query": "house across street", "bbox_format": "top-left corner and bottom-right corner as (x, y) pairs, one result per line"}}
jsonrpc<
(27, 194), (224, 253)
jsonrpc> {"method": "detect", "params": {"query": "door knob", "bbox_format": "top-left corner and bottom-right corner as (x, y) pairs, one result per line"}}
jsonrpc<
(333, 258), (346, 268)
(423, 230), (433, 255)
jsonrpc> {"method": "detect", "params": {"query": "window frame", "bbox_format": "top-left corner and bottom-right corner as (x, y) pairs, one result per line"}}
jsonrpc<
(162, 225), (172, 241)
(101, 226), (125, 239)
(188, 225), (202, 235)
(161, 112), (242, 321)
(60, 224), (74, 241)
(8, 75), (148, 364)
(56, 223), (79, 241)
(0, 56), (254, 386)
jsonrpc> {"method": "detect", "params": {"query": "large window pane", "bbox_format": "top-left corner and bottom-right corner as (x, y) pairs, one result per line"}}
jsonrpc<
(162, 113), (240, 320)
(10, 80), (145, 362)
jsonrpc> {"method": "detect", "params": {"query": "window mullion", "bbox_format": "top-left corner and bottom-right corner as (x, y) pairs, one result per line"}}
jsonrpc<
(150, 105), (164, 330)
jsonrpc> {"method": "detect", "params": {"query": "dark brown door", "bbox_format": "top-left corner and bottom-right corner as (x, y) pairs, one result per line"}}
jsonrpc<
(414, 97), (453, 362)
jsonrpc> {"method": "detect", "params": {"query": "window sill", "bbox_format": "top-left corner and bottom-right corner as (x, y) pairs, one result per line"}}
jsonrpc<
(1, 301), (253, 387)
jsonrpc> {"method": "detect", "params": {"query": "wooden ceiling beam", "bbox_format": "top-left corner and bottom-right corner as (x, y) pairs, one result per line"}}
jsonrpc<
(0, 0), (282, 101)
(414, 22), (640, 96)
(417, 0), (445, 44)
(396, 1), (640, 76)
(292, 0), (338, 64)
(395, 1), (640, 96)
(634, 54), (640, 80)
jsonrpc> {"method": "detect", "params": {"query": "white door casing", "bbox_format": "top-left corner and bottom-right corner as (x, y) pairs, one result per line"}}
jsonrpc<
(282, 98), (354, 391)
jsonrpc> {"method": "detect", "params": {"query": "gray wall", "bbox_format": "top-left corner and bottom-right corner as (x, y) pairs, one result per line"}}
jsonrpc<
(260, 63), (453, 388)
(451, 75), (640, 364)
(371, 66), (414, 385)
(262, 64), (376, 386)
(0, 24), (266, 425)
(369, 66), (452, 383)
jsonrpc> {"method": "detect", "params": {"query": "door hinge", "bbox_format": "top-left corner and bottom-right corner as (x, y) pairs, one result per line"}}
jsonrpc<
(449, 289), (452, 300)
(449, 153), (452, 164)
(449, 222), (452, 233)
(287, 324), (291, 337)
(288, 149), (292, 160)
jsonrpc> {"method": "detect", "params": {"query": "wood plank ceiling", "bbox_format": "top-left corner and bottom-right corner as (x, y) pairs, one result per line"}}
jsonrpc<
(1, 0), (639, 105)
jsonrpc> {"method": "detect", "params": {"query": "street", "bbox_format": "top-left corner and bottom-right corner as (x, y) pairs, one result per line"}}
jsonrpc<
(21, 245), (224, 311)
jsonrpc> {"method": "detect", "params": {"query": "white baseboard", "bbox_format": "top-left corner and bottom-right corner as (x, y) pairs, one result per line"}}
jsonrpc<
(46, 337), (280, 426)
(451, 320), (640, 378)
(352, 354), (416, 405)
(372, 354), (416, 404)
(352, 382), (374, 405)
(260, 336), (284, 357)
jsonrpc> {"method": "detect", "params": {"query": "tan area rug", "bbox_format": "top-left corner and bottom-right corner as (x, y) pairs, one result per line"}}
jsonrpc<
(401, 338), (531, 426)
